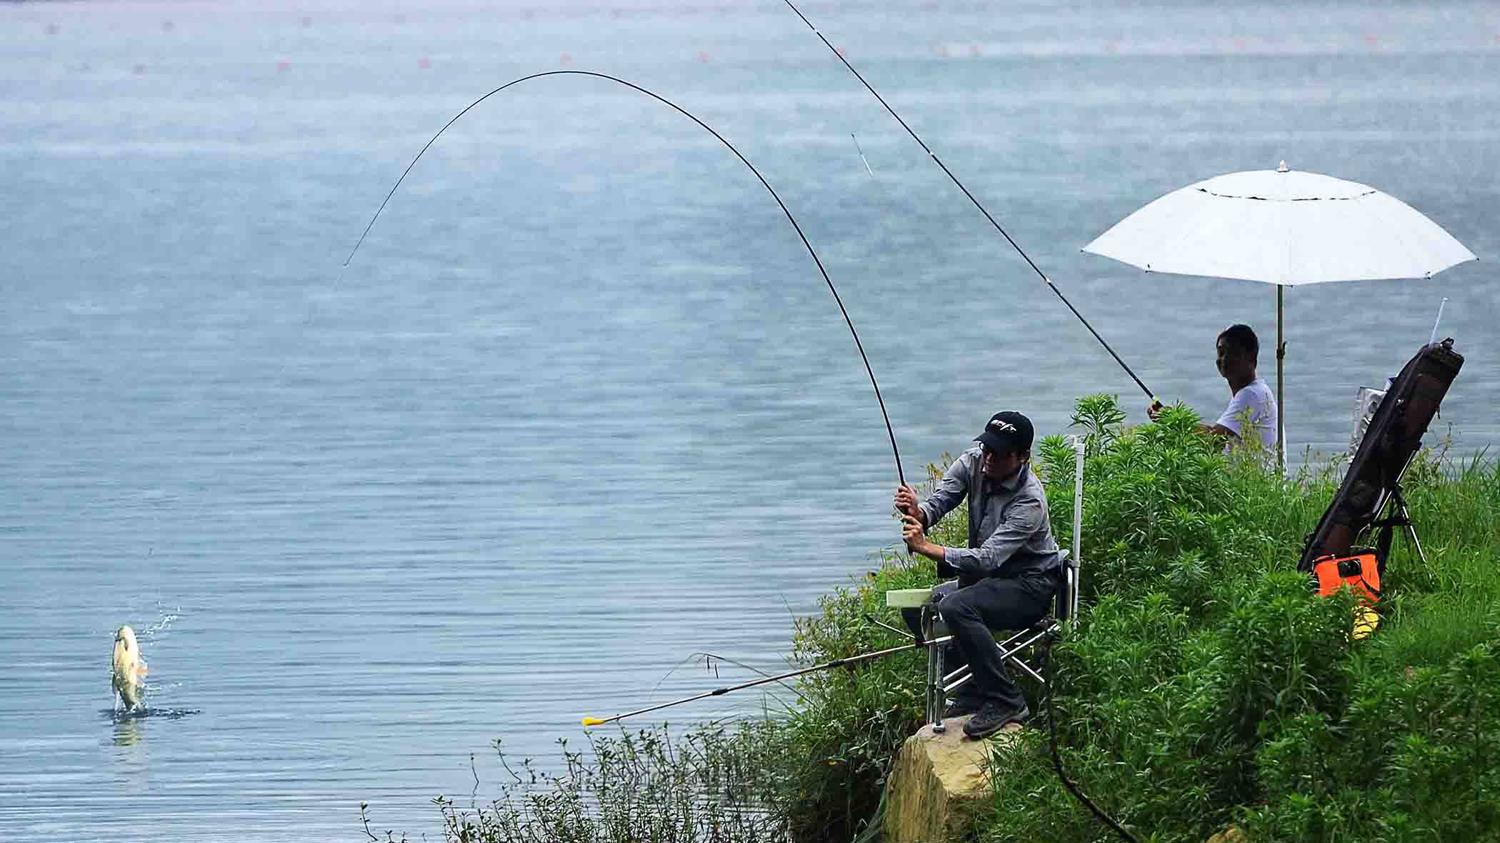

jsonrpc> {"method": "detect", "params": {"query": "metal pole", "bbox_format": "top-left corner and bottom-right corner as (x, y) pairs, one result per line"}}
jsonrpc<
(1428, 297), (1449, 347)
(1071, 436), (1085, 621)
(1277, 285), (1287, 473)
(926, 607), (946, 733)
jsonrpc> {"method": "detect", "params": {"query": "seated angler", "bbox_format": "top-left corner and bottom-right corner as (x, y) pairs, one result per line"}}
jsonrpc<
(1150, 323), (1278, 453)
(894, 411), (1064, 739)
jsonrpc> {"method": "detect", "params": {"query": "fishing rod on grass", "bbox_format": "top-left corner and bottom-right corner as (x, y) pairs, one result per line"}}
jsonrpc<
(780, 0), (1160, 409)
(582, 635), (950, 727)
(343, 69), (906, 487)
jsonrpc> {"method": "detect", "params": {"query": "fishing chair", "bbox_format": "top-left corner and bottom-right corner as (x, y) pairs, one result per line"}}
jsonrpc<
(916, 551), (1079, 733)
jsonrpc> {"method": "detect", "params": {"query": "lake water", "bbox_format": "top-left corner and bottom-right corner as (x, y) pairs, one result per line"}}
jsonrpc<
(2, 0), (1497, 839)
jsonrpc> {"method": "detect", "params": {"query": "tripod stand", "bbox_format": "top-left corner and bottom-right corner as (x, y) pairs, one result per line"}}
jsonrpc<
(1374, 484), (1428, 569)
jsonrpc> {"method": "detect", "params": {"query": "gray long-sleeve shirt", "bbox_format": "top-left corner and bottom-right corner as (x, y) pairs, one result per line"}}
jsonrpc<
(918, 447), (1064, 579)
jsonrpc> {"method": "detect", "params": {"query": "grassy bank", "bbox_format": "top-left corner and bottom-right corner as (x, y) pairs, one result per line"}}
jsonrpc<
(412, 395), (1500, 842)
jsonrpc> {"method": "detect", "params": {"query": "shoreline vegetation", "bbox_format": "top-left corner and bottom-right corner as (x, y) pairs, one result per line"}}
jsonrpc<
(384, 395), (1499, 842)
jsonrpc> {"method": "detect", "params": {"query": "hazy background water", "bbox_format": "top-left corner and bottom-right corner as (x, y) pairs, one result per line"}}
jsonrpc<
(2, 0), (1496, 839)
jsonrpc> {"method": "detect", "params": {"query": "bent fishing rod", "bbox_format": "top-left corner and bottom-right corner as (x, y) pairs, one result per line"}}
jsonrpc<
(781, 0), (1160, 407)
(343, 69), (904, 487)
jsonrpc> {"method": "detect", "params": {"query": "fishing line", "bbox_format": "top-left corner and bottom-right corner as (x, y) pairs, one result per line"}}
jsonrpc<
(781, 0), (1159, 405)
(343, 69), (905, 486)
(787, 11), (1151, 835)
(850, 132), (875, 177)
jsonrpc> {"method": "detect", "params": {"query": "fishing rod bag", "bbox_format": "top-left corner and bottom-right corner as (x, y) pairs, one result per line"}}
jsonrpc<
(1297, 338), (1463, 603)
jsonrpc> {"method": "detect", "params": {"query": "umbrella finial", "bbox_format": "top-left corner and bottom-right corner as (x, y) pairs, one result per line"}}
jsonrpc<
(1277, 160), (1289, 173)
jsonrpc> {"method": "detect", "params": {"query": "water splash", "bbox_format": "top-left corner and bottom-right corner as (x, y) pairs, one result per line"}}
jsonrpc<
(105, 706), (200, 723)
(138, 603), (182, 641)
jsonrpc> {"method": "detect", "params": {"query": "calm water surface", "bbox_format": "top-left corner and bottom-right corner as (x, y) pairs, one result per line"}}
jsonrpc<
(3, 1), (1497, 839)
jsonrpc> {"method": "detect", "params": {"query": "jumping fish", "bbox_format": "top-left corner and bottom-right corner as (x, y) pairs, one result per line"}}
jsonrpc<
(111, 625), (149, 711)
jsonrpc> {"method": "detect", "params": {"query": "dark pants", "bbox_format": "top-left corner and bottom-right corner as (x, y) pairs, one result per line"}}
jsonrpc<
(902, 571), (1058, 711)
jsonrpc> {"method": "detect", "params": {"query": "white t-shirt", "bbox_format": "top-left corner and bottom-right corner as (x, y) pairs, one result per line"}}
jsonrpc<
(1216, 377), (1279, 450)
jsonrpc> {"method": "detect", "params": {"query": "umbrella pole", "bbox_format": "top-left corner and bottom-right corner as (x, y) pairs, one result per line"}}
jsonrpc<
(1277, 285), (1286, 473)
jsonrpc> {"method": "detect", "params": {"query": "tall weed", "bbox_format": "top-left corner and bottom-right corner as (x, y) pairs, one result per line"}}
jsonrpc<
(413, 395), (1499, 843)
(983, 395), (1500, 842)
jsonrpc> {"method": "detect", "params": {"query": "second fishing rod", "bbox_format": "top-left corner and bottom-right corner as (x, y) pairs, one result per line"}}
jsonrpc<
(779, 10), (1149, 839)
(781, 0), (1160, 409)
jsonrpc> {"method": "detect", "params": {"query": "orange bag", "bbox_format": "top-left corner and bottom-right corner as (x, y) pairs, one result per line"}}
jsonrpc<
(1312, 552), (1381, 603)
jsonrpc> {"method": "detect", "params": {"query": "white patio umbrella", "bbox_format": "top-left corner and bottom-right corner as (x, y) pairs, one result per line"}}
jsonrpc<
(1082, 162), (1475, 467)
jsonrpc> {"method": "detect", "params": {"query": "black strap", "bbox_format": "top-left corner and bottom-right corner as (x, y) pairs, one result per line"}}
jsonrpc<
(1370, 487), (1413, 577)
(968, 456), (984, 550)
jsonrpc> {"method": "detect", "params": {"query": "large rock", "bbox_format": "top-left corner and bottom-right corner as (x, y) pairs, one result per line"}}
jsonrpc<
(882, 717), (1021, 843)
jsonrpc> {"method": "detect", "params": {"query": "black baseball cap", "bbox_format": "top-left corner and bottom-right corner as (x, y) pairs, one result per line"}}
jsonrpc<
(975, 411), (1033, 454)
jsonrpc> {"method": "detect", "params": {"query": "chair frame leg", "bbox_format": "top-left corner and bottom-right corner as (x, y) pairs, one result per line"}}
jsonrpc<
(939, 622), (1058, 697)
(923, 606), (947, 733)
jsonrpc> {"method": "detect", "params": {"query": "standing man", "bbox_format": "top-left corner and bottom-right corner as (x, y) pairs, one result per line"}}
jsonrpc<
(894, 411), (1063, 739)
(1151, 323), (1278, 452)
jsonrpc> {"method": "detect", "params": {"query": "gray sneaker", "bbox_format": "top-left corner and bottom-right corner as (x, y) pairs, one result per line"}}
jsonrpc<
(962, 701), (1029, 739)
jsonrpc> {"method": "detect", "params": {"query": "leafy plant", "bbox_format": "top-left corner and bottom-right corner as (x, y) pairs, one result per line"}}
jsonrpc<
(387, 723), (793, 843)
(982, 396), (1500, 843)
(1071, 392), (1128, 458)
(407, 395), (1500, 843)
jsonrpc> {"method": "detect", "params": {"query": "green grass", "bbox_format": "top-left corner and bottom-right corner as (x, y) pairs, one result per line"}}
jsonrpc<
(978, 396), (1500, 843)
(378, 723), (795, 843)
(414, 394), (1500, 843)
